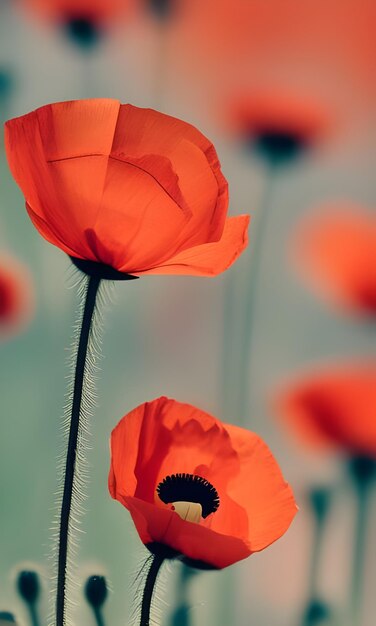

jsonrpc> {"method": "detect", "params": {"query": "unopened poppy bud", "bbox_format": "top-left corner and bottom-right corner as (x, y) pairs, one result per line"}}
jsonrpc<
(84, 575), (108, 609)
(171, 502), (202, 523)
(17, 570), (40, 604)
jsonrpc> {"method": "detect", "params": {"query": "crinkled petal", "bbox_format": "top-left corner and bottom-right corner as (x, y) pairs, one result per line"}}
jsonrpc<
(223, 424), (298, 551)
(123, 496), (252, 569)
(129, 215), (250, 276)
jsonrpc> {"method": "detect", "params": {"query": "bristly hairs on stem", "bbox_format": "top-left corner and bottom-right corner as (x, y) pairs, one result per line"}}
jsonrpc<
(128, 553), (170, 626)
(47, 269), (115, 626)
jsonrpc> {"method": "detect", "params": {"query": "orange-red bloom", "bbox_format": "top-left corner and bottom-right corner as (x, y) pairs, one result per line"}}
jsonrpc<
(275, 363), (376, 457)
(0, 254), (34, 338)
(171, 0), (375, 135)
(5, 99), (249, 278)
(292, 205), (376, 317)
(18, 0), (134, 47)
(229, 90), (330, 163)
(109, 397), (297, 569)
(18, 0), (131, 25)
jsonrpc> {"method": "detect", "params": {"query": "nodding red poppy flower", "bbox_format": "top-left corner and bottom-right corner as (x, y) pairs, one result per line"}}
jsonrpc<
(109, 397), (297, 569)
(0, 254), (34, 339)
(171, 1), (375, 136)
(229, 91), (330, 164)
(292, 205), (376, 317)
(275, 363), (376, 458)
(5, 99), (249, 279)
(18, 0), (133, 46)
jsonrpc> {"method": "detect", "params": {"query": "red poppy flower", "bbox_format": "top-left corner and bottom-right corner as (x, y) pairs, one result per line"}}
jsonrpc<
(275, 363), (376, 457)
(292, 205), (376, 317)
(5, 99), (249, 278)
(0, 254), (34, 339)
(228, 90), (330, 164)
(109, 397), (297, 569)
(17, 0), (134, 47)
(18, 0), (132, 28)
(170, 0), (375, 136)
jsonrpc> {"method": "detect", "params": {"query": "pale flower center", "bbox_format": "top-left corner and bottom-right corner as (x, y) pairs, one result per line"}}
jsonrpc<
(170, 501), (203, 523)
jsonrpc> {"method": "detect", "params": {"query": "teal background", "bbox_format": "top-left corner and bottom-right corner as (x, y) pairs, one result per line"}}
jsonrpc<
(0, 2), (375, 625)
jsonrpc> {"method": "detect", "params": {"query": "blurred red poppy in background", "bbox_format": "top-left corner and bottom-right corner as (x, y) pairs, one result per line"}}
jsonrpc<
(18, 0), (132, 24)
(0, 254), (34, 339)
(170, 0), (375, 137)
(5, 99), (249, 277)
(292, 205), (376, 317)
(228, 90), (330, 164)
(109, 396), (297, 569)
(17, 0), (134, 47)
(275, 363), (376, 457)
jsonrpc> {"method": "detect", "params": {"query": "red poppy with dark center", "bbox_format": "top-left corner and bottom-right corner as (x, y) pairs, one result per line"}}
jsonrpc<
(18, 0), (132, 28)
(292, 205), (376, 317)
(5, 99), (249, 278)
(109, 397), (297, 569)
(17, 1), (133, 48)
(229, 91), (330, 163)
(0, 254), (34, 338)
(171, 0), (375, 136)
(275, 363), (376, 457)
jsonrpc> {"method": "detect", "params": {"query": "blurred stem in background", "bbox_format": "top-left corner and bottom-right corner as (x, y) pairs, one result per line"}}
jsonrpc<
(0, 67), (13, 126)
(235, 162), (277, 423)
(84, 575), (109, 626)
(17, 570), (41, 626)
(348, 456), (376, 626)
(62, 18), (101, 99)
(302, 487), (333, 626)
(168, 563), (196, 626)
(148, 0), (174, 109)
(219, 162), (278, 626)
(0, 2), (14, 129)
(221, 162), (278, 424)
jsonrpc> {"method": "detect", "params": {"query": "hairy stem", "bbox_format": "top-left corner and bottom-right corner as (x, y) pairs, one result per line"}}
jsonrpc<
(140, 556), (165, 626)
(56, 274), (101, 626)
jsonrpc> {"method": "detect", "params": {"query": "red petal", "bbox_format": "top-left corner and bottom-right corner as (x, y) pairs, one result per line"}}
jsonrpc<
(131, 215), (250, 276)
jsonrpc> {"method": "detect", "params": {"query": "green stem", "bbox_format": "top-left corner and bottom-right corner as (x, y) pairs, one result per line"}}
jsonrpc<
(28, 604), (39, 626)
(302, 488), (332, 626)
(236, 164), (277, 423)
(348, 456), (376, 626)
(93, 607), (105, 626)
(140, 556), (165, 626)
(350, 484), (370, 625)
(56, 274), (101, 626)
(168, 564), (195, 626)
(308, 488), (331, 599)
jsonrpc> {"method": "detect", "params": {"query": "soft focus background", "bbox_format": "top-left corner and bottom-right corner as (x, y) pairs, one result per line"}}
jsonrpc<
(0, 1), (375, 625)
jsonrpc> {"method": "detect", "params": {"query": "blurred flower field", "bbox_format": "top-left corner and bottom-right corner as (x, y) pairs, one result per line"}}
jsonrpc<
(0, 2), (375, 626)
